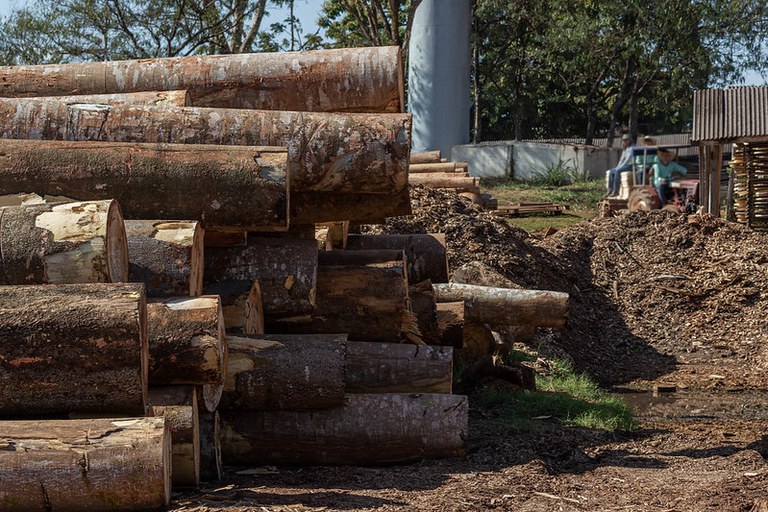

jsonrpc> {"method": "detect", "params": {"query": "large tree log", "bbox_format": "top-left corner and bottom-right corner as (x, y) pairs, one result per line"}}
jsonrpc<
(147, 297), (226, 414)
(198, 410), (222, 482)
(126, 220), (203, 297)
(0, 139), (288, 231)
(0, 47), (404, 112)
(149, 386), (200, 489)
(345, 342), (453, 394)
(220, 393), (468, 466)
(0, 199), (128, 284)
(409, 162), (468, 173)
(290, 189), (412, 225)
(203, 280), (264, 335)
(346, 233), (449, 284)
(0, 283), (147, 417)
(409, 174), (480, 193)
(0, 417), (171, 511)
(268, 263), (407, 343)
(39, 90), (192, 107)
(221, 335), (347, 411)
(409, 150), (441, 164)
(205, 237), (317, 318)
(0, 100), (411, 196)
(432, 283), (569, 329)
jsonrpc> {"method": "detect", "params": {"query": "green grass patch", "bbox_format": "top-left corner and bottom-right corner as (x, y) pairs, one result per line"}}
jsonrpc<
(474, 358), (634, 432)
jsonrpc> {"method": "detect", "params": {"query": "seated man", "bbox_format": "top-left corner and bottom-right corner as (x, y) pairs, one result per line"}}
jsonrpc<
(606, 134), (635, 196)
(651, 148), (687, 204)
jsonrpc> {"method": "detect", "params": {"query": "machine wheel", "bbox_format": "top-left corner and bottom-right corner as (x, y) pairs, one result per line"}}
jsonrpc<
(627, 188), (660, 212)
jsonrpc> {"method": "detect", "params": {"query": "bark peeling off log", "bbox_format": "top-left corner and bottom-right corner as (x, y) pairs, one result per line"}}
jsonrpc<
(0, 417), (170, 510)
(0, 47), (403, 112)
(0, 283), (147, 417)
(36, 90), (192, 107)
(0, 199), (128, 284)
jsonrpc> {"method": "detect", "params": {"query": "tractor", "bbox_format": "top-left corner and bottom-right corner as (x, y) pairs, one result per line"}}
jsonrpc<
(599, 145), (699, 218)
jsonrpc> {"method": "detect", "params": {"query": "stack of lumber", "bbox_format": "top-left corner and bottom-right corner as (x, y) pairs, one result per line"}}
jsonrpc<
(410, 150), (498, 210)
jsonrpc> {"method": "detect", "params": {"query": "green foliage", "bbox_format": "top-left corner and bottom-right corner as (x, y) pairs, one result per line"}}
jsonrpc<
(528, 159), (586, 187)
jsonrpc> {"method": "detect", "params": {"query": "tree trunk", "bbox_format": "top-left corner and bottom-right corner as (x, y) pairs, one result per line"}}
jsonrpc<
(0, 283), (147, 417)
(410, 150), (441, 164)
(268, 264), (407, 343)
(317, 249), (406, 268)
(409, 175), (480, 192)
(0, 139), (288, 231)
(0, 47), (404, 113)
(0, 199), (128, 284)
(38, 90), (192, 107)
(221, 334), (347, 411)
(432, 283), (568, 329)
(461, 321), (497, 361)
(290, 189), (412, 225)
(220, 393), (468, 466)
(147, 297), (227, 410)
(436, 302), (465, 349)
(0, 99), (411, 196)
(198, 410), (223, 482)
(409, 162), (467, 173)
(409, 279), (441, 345)
(203, 280), (264, 336)
(204, 237), (317, 318)
(125, 220), (203, 297)
(0, 417), (171, 511)
(345, 341), (453, 394)
(148, 386), (200, 489)
(346, 233), (449, 284)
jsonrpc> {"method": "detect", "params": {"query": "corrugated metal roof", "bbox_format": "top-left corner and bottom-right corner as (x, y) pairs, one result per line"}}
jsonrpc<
(692, 89), (724, 141)
(693, 86), (768, 142)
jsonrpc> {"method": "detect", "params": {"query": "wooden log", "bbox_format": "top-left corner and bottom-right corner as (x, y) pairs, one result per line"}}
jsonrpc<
(38, 90), (192, 107)
(268, 263), (407, 343)
(346, 233), (449, 284)
(204, 237), (317, 318)
(316, 221), (349, 250)
(203, 280), (264, 335)
(317, 249), (406, 268)
(0, 100), (411, 196)
(345, 341), (453, 394)
(221, 335), (347, 411)
(198, 410), (223, 482)
(409, 174), (480, 192)
(408, 162), (467, 173)
(147, 297), (226, 415)
(409, 280), (441, 345)
(0, 47), (404, 113)
(0, 283), (147, 417)
(220, 393), (468, 466)
(125, 220), (203, 297)
(204, 229), (247, 248)
(290, 189), (412, 224)
(0, 199), (128, 284)
(436, 302), (465, 349)
(462, 321), (497, 361)
(432, 283), (569, 329)
(0, 139), (288, 231)
(415, 171), (470, 178)
(409, 150), (441, 164)
(0, 417), (171, 511)
(149, 386), (200, 489)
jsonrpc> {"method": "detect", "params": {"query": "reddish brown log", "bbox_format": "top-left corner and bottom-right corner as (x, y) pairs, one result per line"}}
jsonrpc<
(220, 393), (468, 466)
(203, 280), (264, 335)
(409, 174), (480, 192)
(0, 47), (404, 112)
(221, 334), (347, 411)
(126, 220), (203, 297)
(0, 283), (147, 417)
(204, 237), (317, 318)
(409, 150), (441, 164)
(0, 100), (411, 196)
(39, 90), (192, 107)
(0, 139), (288, 231)
(149, 386), (200, 489)
(346, 233), (449, 284)
(0, 199), (128, 284)
(0, 417), (171, 511)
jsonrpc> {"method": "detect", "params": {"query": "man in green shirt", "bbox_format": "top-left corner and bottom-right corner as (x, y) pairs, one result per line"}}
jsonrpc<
(651, 148), (687, 204)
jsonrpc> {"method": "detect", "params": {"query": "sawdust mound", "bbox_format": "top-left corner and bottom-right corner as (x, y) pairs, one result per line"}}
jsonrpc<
(368, 187), (768, 387)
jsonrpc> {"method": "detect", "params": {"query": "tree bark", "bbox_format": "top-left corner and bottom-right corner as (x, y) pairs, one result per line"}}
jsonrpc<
(125, 220), (203, 297)
(409, 280), (441, 345)
(0, 283), (147, 417)
(0, 47), (404, 113)
(409, 175), (480, 193)
(0, 199), (128, 284)
(345, 341), (453, 394)
(220, 393), (468, 466)
(204, 237), (317, 318)
(436, 302), (465, 349)
(433, 283), (569, 329)
(290, 189), (412, 225)
(203, 280), (264, 336)
(0, 139), (288, 231)
(409, 150), (441, 164)
(268, 264), (407, 343)
(317, 249), (406, 268)
(409, 162), (467, 173)
(221, 335), (347, 411)
(0, 99), (411, 196)
(37, 90), (192, 107)
(203, 229), (247, 247)
(198, 410), (223, 482)
(0, 417), (171, 511)
(148, 386), (200, 489)
(346, 233), (449, 284)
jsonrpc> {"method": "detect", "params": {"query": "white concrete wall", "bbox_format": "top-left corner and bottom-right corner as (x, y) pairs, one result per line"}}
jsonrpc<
(450, 143), (513, 178)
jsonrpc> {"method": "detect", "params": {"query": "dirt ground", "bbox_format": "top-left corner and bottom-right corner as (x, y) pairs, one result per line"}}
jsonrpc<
(172, 188), (768, 512)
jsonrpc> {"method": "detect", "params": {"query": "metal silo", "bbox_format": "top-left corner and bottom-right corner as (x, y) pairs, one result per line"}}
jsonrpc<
(408, 0), (472, 158)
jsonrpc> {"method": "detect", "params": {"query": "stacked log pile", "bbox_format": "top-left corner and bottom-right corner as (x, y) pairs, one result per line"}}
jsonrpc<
(409, 149), (498, 210)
